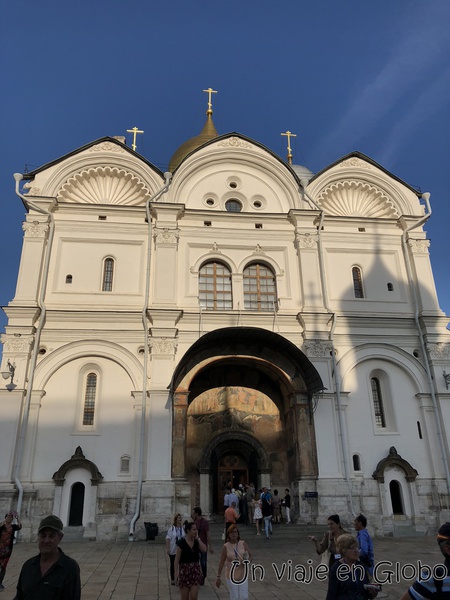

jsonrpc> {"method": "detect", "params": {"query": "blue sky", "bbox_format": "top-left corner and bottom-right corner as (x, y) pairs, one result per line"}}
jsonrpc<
(1, 0), (450, 357)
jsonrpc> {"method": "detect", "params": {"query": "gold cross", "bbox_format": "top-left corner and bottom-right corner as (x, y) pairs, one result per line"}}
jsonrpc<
(281, 130), (297, 165)
(203, 87), (218, 114)
(126, 126), (144, 151)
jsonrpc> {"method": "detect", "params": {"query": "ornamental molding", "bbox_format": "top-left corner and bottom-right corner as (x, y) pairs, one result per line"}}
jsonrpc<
(150, 339), (178, 355)
(303, 340), (333, 358)
(372, 446), (418, 483)
(408, 239), (430, 254)
(23, 184), (42, 196)
(53, 446), (103, 487)
(296, 233), (318, 249)
(252, 244), (265, 255)
(427, 343), (450, 359)
(22, 221), (49, 238)
(339, 158), (372, 169)
(217, 137), (253, 149)
(154, 228), (180, 245)
(87, 142), (126, 153)
(57, 166), (151, 205)
(209, 242), (222, 254)
(1, 335), (34, 353)
(317, 180), (398, 218)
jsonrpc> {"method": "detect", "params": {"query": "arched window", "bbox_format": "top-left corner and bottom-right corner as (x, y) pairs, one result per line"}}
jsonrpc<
(352, 266), (364, 298)
(82, 373), (97, 426)
(243, 263), (277, 311)
(352, 454), (361, 471)
(371, 377), (386, 428)
(65, 274), (73, 284)
(199, 262), (232, 310)
(120, 455), (130, 473)
(389, 480), (404, 515)
(102, 257), (114, 292)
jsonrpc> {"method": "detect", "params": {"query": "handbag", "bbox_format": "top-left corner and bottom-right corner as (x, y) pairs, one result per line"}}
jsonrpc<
(320, 548), (331, 565)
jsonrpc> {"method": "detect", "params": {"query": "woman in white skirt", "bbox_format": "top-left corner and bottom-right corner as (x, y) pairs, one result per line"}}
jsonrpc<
(216, 525), (252, 600)
(252, 493), (263, 535)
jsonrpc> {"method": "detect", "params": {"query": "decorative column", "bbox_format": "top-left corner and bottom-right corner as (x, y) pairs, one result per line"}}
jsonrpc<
(172, 390), (189, 479)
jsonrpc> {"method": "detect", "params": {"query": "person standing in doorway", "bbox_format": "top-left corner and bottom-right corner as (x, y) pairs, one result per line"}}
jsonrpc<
(192, 507), (213, 584)
(0, 511), (22, 590)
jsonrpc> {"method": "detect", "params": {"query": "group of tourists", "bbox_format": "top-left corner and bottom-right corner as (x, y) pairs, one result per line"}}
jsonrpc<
(3, 504), (450, 600)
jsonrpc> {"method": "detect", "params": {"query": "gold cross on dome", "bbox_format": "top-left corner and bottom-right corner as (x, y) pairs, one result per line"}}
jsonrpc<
(126, 126), (144, 151)
(203, 87), (218, 114)
(281, 130), (297, 165)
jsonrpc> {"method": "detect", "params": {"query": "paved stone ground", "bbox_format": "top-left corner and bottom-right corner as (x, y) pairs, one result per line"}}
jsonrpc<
(0, 523), (444, 599)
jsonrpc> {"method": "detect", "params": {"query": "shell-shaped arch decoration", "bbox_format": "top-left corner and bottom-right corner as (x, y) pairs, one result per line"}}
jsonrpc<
(57, 166), (152, 205)
(317, 180), (399, 218)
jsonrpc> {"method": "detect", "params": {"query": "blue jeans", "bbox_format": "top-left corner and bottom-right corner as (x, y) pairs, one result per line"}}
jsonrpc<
(264, 516), (272, 537)
(199, 551), (207, 580)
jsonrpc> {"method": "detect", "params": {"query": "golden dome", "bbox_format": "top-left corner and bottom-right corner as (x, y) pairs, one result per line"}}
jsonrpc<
(169, 112), (218, 172)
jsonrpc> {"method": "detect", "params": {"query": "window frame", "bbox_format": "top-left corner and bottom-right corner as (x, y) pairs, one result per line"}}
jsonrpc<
(102, 257), (115, 292)
(352, 266), (364, 299)
(198, 261), (233, 311)
(243, 262), (277, 311)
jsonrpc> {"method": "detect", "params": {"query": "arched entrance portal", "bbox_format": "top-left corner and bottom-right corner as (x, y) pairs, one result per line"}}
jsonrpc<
(68, 482), (85, 526)
(170, 327), (324, 516)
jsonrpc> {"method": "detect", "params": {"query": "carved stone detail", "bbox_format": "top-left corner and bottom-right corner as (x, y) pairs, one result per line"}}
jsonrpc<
(427, 343), (450, 359)
(339, 158), (372, 169)
(296, 233), (318, 249)
(408, 239), (430, 254)
(317, 180), (398, 218)
(150, 339), (178, 355)
(52, 446), (103, 486)
(372, 446), (418, 483)
(303, 340), (333, 358)
(209, 242), (222, 253)
(88, 142), (126, 153)
(252, 244), (265, 255)
(57, 166), (151, 205)
(23, 183), (42, 196)
(217, 137), (253, 149)
(154, 228), (180, 245)
(1, 335), (34, 353)
(23, 222), (49, 238)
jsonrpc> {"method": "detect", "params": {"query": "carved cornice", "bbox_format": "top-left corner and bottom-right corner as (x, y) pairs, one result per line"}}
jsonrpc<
(1, 334), (34, 353)
(23, 184), (42, 196)
(303, 340), (333, 358)
(427, 343), (450, 359)
(52, 446), (103, 486)
(317, 180), (398, 218)
(408, 239), (430, 254)
(372, 446), (418, 483)
(22, 221), (49, 238)
(57, 166), (151, 205)
(154, 228), (180, 245)
(87, 141), (126, 153)
(217, 137), (253, 149)
(295, 233), (318, 249)
(150, 339), (178, 355)
(339, 158), (372, 169)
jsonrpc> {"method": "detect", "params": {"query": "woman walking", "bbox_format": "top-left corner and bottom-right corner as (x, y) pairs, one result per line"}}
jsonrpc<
(166, 513), (185, 585)
(0, 511), (22, 590)
(174, 521), (206, 600)
(216, 525), (252, 600)
(252, 494), (262, 535)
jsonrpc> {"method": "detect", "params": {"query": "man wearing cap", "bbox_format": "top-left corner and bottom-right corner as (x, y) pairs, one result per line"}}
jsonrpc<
(14, 515), (81, 600)
(400, 522), (450, 599)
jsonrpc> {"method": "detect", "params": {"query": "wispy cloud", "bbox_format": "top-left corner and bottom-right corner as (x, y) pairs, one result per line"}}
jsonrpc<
(378, 66), (450, 167)
(315, 3), (450, 155)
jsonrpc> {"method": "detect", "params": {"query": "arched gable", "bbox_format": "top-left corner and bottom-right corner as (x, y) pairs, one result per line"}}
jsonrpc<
(305, 152), (424, 218)
(52, 446), (103, 486)
(372, 446), (418, 482)
(23, 137), (165, 204)
(168, 133), (301, 213)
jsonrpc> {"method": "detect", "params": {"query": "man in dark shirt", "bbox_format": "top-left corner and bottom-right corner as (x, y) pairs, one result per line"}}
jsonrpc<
(14, 515), (81, 600)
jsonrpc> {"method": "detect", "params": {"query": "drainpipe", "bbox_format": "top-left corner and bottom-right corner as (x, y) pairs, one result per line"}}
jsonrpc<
(12, 173), (55, 519)
(129, 172), (172, 541)
(401, 192), (450, 494)
(300, 179), (356, 516)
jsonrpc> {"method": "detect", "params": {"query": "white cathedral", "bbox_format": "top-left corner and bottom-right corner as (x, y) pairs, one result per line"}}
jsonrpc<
(1, 95), (450, 541)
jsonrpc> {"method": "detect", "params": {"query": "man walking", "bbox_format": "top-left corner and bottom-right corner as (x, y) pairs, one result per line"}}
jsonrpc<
(15, 515), (81, 599)
(192, 507), (213, 584)
(261, 487), (273, 539)
(354, 513), (374, 574)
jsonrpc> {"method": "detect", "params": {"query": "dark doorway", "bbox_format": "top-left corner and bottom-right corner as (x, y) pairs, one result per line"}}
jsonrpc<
(389, 480), (404, 515)
(68, 482), (85, 526)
